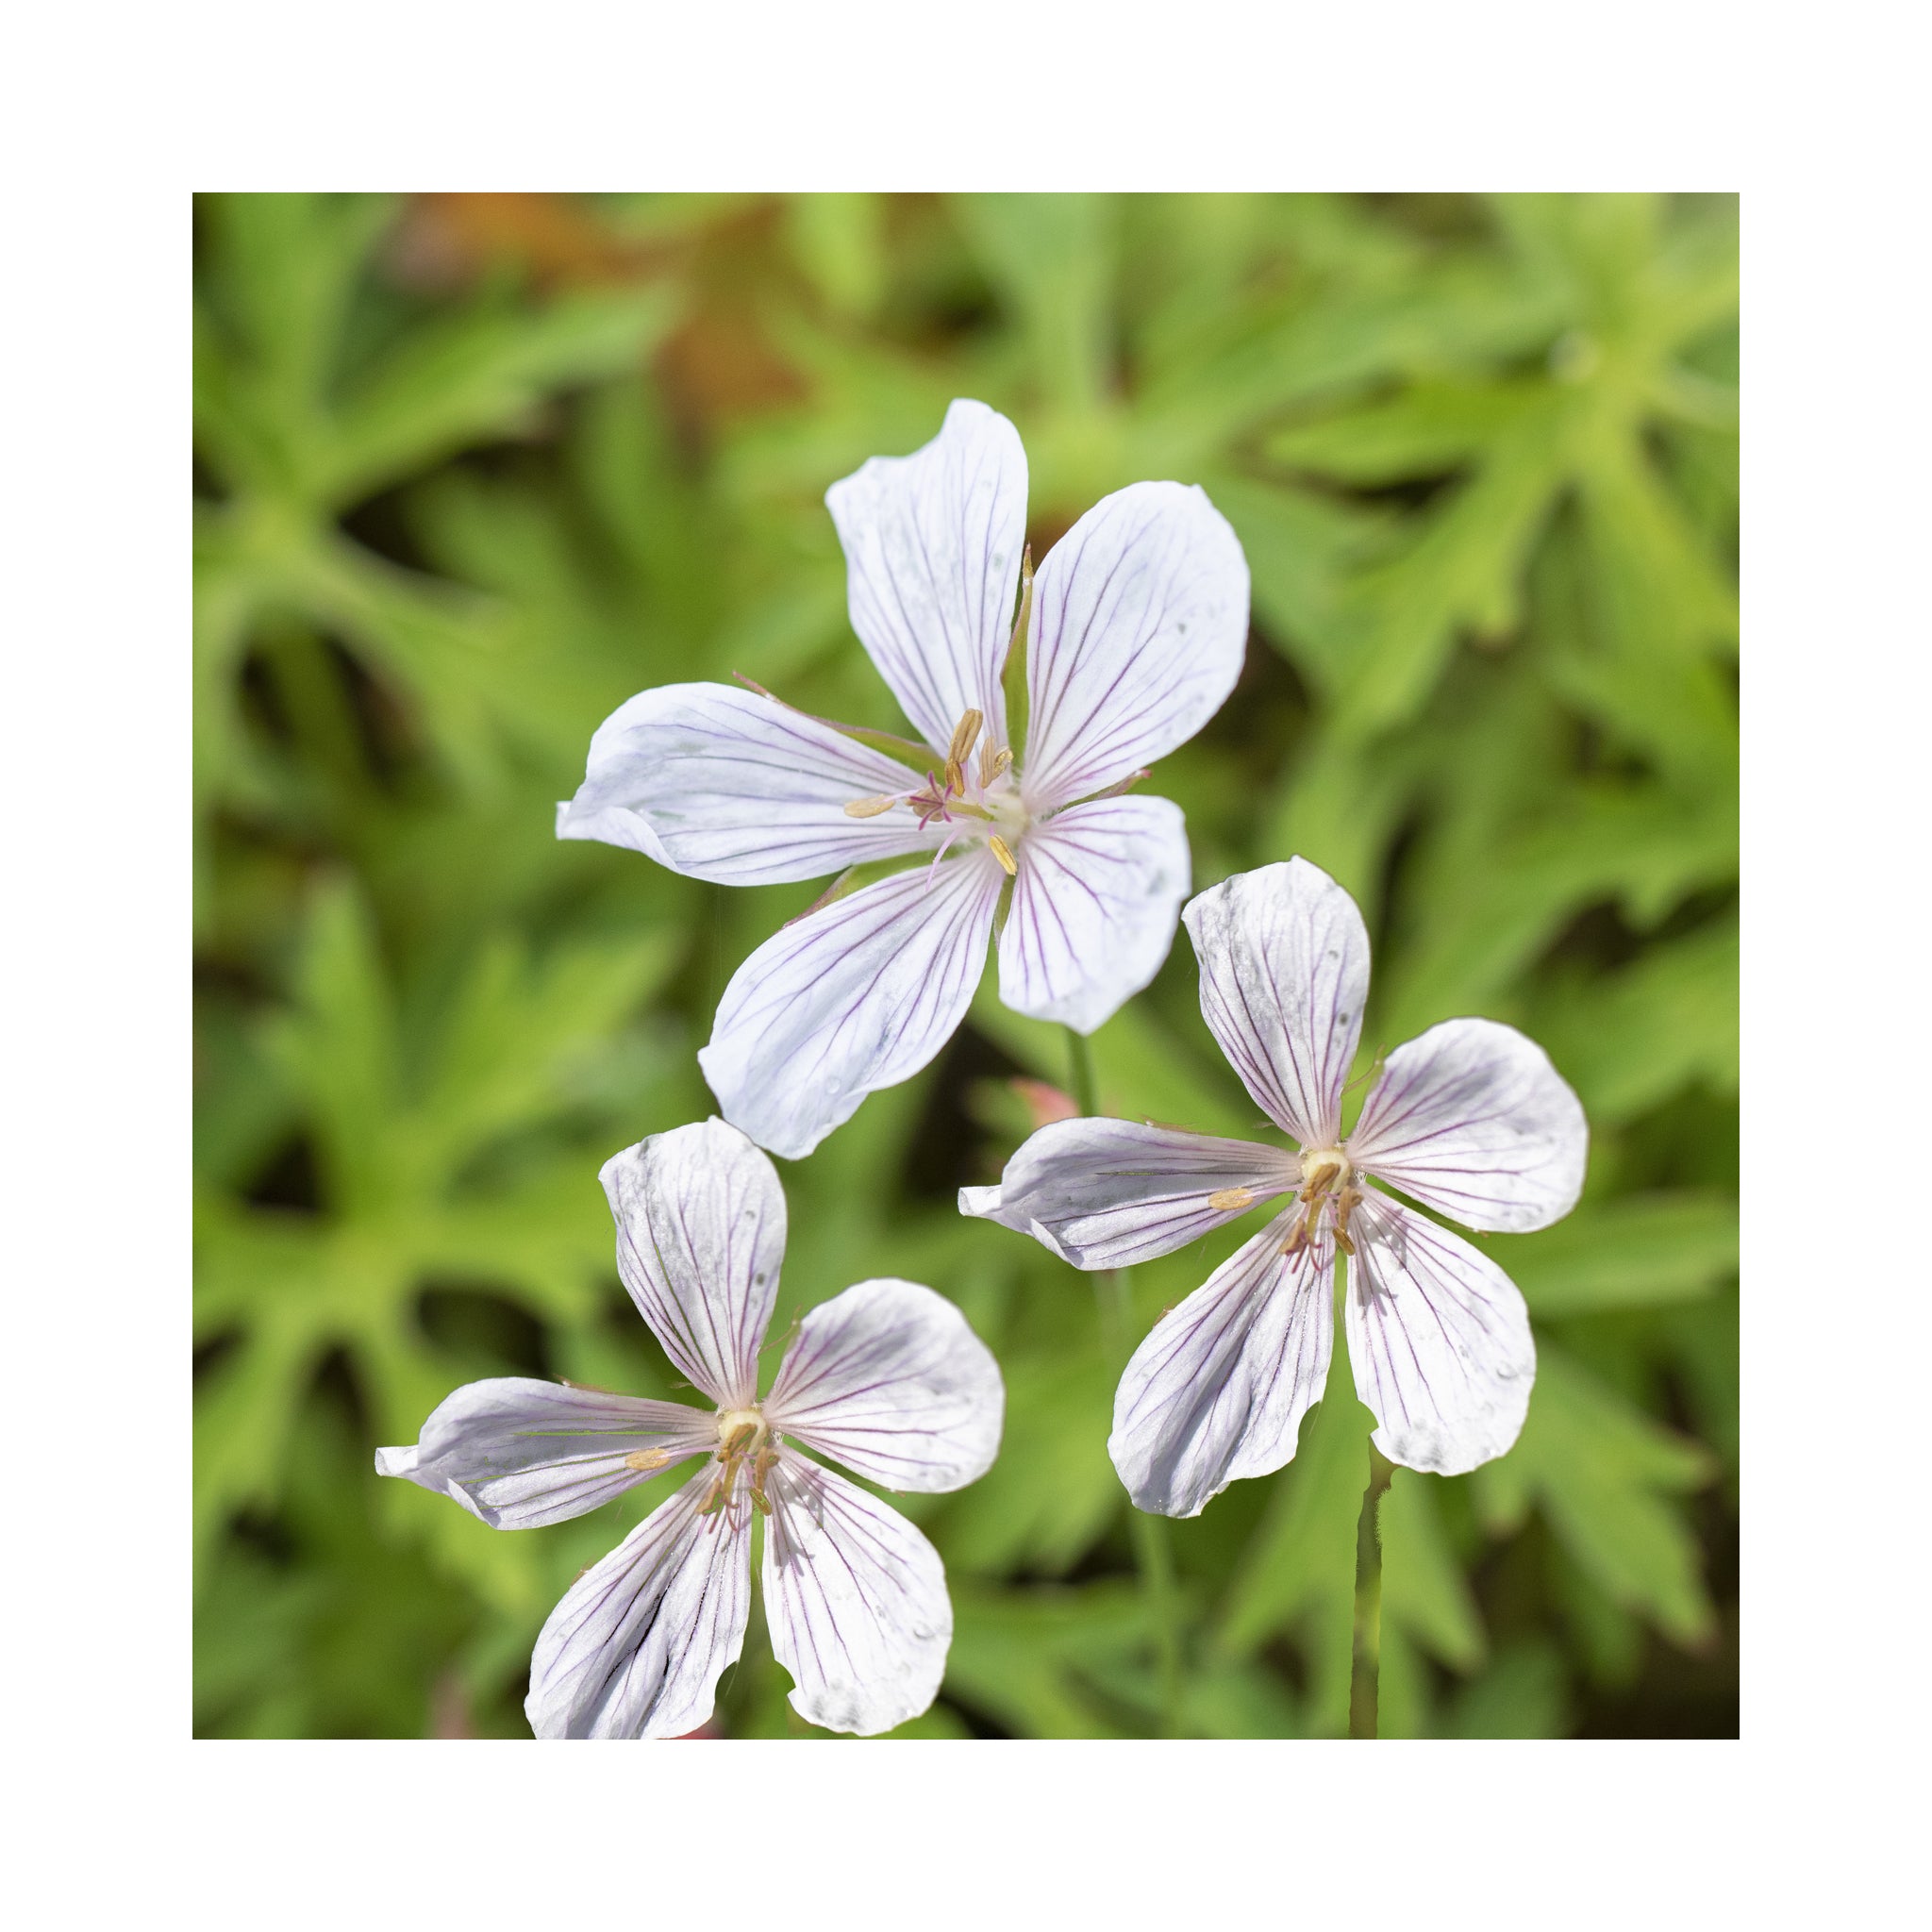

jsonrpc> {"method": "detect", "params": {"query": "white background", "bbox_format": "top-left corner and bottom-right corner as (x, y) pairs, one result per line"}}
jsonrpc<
(5, 1), (1921, 1923)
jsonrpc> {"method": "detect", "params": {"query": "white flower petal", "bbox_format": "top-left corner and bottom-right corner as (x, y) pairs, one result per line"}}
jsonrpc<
(600, 1120), (787, 1407)
(765, 1278), (1004, 1492)
(1108, 1211), (1335, 1518)
(1020, 480), (1248, 809)
(997, 795), (1191, 1033)
(555, 682), (934, 885)
(525, 1469), (750, 1740)
(1348, 1017), (1588, 1232)
(699, 853), (1004, 1159)
(1344, 1191), (1535, 1476)
(825, 398), (1027, 755)
(1182, 858), (1370, 1146)
(959, 1117), (1298, 1269)
(375, 1378), (713, 1529)
(763, 1455), (953, 1736)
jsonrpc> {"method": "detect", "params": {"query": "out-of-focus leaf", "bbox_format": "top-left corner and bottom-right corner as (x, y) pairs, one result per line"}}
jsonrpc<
(1441, 1640), (1574, 1740)
(1380, 1469), (1485, 1672)
(325, 286), (675, 506)
(945, 1582), (1147, 1739)
(1215, 1340), (1376, 1736)
(1531, 916), (1739, 1123)
(942, 1351), (1121, 1576)
(1474, 1347), (1715, 1647)
(1498, 1192), (1738, 1316)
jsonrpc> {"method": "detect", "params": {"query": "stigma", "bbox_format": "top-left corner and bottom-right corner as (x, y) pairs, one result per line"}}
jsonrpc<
(841, 705), (1029, 873)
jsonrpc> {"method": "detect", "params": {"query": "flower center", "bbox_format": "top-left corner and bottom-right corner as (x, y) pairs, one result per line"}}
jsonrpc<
(1283, 1144), (1365, 1257)
(842, 707), (1029, 874)
(700, 1406), (777, 1523)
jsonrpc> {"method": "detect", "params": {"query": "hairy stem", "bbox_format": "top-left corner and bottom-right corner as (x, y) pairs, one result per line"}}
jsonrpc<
(1066, 1024), (1184, 1738)
(1348, 1442), (1395, 1740)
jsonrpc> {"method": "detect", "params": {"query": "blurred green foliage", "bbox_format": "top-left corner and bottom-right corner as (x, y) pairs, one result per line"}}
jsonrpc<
(192, 192), (1738, 1738)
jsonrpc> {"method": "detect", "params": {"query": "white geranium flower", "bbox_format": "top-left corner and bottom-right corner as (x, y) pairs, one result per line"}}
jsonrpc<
(377, 1118), (1004, 1738)
(557, 399), (1250, 1158)
(962, 858), (1587, 1517)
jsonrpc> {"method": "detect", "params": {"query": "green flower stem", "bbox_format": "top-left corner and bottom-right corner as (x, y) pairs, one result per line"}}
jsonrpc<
(1066, 1024), (1185, 1739)
(1065, 1024), (1100, 1117)
(1348, 1441), (1396, 1740)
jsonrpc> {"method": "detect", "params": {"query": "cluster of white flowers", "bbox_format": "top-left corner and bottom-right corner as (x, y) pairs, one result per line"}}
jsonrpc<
(379, 402), (1586, 1738)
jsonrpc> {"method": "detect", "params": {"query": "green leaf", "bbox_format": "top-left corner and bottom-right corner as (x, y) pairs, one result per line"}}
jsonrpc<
(1474, 1346), (1715, 1647)
(944, 1582), (1147, 1739)
(1530, 917), (1739, 1123)
(1380, 1469), (1485, 1671)
(1497, 1191), (1738, 1316)
(1215, 1322), (1376, 1736)
(1441, 1640), (1574, 1739)
(324, 287), (677, 508)
(942, 1350), (1122, 1576)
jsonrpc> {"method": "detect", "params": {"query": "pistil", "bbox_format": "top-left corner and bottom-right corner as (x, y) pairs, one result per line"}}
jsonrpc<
(1283, 1145), (1363, 1257)
(699, 1406), (777, 1522)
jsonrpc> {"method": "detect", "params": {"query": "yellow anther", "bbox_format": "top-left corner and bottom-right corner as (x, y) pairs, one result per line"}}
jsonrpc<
(947, 708), (985, 768)
(624, 1448), (672, 1473)
(989, 834), (1018, 875)
(978, 739), (1014, 788)
(1208, 1187), (1256, 1212)
(844, 794), (898, 818)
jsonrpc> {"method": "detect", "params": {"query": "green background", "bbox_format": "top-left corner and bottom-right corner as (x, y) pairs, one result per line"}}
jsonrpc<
(192, 192), (1738, 1739)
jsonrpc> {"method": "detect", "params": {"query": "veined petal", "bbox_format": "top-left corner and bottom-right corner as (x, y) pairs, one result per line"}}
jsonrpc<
(959, 1117), (1298, 1270)
(555, 682), (934, 885)
(375, 1378), (713, 1529)
(1344, 1191), (1535, 1476)
(699, 853), (1004, 1160)
(996, 795), (1191, 1034)
(1021, 481), (1248, 809)
(600, 1120), (786, 1408)
(1182, 858), (1370, 1146)
(525, 1470), (751, 1740)
(766, 1278), (1004, 1492)
(825, 398), (1027, 755)
(763, 1455), (952, 1736)
(1108, 1211), (1334, 1518)
(1349, 1017), (1588, 1232)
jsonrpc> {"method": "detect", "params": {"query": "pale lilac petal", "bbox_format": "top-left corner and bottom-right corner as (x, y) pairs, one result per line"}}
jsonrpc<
(959, 1117), (1299, 1270)
(600, 1120), (786, 1407)
(765, 1278), (1003, 1492)
(996, 795), (1191, 1033)
(555, 682), (934, 884)
(763, 1455), (952, 1735)
(1344, 1190), (1535, 1475)
(699, 853), (1004, 1160)
(1182, 858), (1371, 1146)
(1020, 480), (1248, 809)
(375, 1378), (713, 1529)
(1108, 1211), (1335, 1518)
(525, 1469), (750, 1740)
(1348, 1017), (1588, 1232)
(825, 398), (1027, 754)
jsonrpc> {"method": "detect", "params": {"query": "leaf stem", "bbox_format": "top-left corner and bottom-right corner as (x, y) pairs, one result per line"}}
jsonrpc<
(1348, 1442), (1395, 1740)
